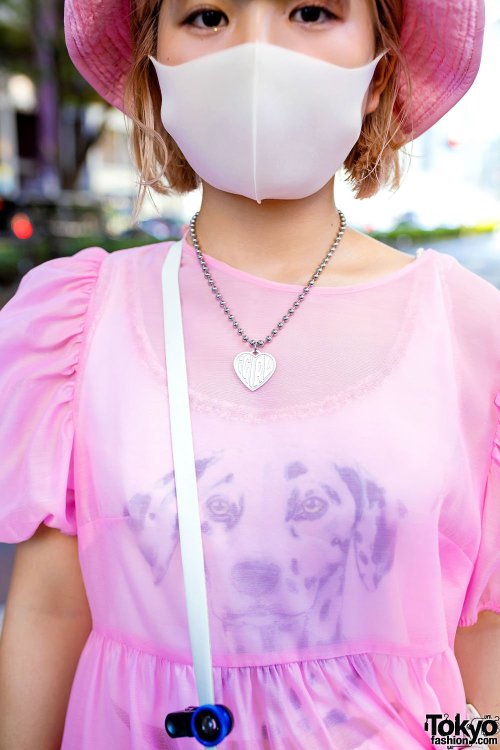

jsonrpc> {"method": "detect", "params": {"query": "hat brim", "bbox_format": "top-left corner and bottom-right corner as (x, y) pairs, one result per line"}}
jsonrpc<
(396, 0), (485, 140)
(64, 0), (485, 143)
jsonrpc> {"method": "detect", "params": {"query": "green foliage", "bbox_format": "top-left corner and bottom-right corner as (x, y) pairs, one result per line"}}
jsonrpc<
(0, 230), (168, 286)
(371, 221), (500, 245)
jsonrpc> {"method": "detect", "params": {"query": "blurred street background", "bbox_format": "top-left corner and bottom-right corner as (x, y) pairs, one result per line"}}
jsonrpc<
(1, 0), (500, 631)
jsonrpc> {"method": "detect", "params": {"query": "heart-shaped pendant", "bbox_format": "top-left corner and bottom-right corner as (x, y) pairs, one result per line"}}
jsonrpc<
(233, 350), (276, 391)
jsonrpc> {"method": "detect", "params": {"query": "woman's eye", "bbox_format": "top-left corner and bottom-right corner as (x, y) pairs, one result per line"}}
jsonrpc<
(182, 8), (228, 29)
(182, 3), (337, 29)
(291, 4), (338, 23)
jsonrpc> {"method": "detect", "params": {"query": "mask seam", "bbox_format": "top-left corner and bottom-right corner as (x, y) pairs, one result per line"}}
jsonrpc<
(253, 43), (259, 203)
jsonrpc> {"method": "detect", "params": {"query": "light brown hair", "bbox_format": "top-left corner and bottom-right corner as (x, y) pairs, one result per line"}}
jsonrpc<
(123, 0), (414, 225)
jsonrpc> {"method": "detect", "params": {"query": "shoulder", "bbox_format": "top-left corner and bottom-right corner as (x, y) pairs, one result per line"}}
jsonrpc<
(348, 237), (500, 374)
(429, 248), (500, 375)
(105, 238), (166, 262)
(0, 245), (115, 390)
(319, 228), (419, 284)
(0, 245), (109, 324)
(431, 248), (500, 321)
(3, 238), (166, 307)
(99, 238), (174, 280)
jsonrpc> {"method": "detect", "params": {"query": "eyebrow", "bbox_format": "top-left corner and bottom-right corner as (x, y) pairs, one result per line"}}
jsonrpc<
(285, 461), (308, 480)
(322, 483), (341, 504)
(208, 473), (235, 491)
(172, 0), (348, 8)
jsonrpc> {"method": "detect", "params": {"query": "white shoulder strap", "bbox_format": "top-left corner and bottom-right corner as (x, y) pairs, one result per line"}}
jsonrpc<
(161, 239), (215, 707)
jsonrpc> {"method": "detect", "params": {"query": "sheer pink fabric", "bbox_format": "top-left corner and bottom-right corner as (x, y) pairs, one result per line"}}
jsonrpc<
(1, 228), (499, 749)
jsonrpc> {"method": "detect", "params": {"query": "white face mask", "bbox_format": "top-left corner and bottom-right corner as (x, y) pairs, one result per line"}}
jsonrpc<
(149, 43), (386, 204)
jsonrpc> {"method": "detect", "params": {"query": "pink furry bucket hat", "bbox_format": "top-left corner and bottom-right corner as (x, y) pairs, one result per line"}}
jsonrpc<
(64, 0), (485, 144)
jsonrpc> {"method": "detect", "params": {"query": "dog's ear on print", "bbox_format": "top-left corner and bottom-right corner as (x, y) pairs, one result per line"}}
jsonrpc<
(124, 492), (151, 527)
(334, 463), (399, 591)
(123, 451), (223, 523)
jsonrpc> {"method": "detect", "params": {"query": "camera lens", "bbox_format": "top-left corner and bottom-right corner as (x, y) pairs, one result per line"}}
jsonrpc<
(194, 707), (220, 739)
(191, 704), (234, 746)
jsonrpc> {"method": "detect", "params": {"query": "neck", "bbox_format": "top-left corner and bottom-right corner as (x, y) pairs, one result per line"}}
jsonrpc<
(185, 176), (356, 284)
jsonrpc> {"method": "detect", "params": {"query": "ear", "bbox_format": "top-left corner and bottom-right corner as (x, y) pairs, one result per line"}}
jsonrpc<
(363, 52), (397, 117)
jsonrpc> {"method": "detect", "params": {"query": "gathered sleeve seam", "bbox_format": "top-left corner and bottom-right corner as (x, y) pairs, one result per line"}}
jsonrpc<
(458, 601), (500, 628)
(68, 248), (111, 432)
(479, 390), (500, 512)
(490, 391), (500, 469)
(457, 390), (500, 628)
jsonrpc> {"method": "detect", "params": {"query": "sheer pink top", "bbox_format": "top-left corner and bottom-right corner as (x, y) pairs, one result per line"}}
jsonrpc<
(1, 227), (499, 749)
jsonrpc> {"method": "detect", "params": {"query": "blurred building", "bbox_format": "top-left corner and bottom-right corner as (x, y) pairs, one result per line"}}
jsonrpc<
(339, 0), (500, 232)
(0, 69), (36, 196)
(82, 103), (199, 223)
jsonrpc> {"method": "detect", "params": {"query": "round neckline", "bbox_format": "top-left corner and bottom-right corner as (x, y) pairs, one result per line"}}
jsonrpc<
(179, 228), (433, 295)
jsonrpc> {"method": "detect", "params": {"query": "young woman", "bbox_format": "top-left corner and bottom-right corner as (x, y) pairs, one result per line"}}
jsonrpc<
(0, 0), (498, 748)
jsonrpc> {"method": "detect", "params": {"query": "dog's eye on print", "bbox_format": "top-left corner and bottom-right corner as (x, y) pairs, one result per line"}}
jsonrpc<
(207, 495), (230, 517)
(205, 494), (244, 530)
(286, 488), (330, 522)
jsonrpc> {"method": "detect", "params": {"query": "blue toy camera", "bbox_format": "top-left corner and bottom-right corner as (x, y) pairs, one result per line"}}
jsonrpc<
(165, 703), (235, 746)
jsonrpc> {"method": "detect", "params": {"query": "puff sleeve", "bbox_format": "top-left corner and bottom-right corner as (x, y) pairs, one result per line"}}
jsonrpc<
(458, 391), (500, 627)
(0, 247), (107, 543)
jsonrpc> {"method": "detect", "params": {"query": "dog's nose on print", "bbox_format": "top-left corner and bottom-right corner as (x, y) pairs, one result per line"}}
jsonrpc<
(231, 561), (280, 596)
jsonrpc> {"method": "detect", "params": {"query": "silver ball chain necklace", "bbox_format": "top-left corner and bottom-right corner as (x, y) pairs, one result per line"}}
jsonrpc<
(188, 208), (347, 392)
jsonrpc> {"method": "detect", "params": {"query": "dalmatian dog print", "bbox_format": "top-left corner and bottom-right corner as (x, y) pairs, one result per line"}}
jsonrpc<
(124, 447), (407, 654)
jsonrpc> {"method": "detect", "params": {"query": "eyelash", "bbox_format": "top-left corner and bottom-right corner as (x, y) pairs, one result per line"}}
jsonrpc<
(182, 4), (338, 29)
